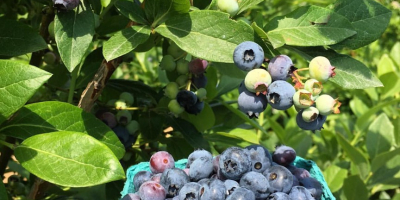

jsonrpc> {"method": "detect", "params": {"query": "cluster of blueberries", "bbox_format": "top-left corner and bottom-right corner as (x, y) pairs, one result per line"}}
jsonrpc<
(161, 41), (209, 116)
(233, 41), (340, 132)
(96, 92), (139, 148)
(122, 145), (323, 200)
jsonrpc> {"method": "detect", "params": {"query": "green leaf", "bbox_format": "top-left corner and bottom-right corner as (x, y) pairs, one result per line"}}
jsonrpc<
(204, 131), (255, 148)
(390, 42), (400, 67)
(0, 180), (8, 200)
(138, 112), (164, 140)
(264, 5), (356, 49)
(180, 103), (215, 132)
(166, 117), (210, 151)
(144, 0), (190, 27)
(251, 22), (280, 58)
(366, 113), (395, 159)
(287, 133), (312, 158)
(115, 0), (149, 25)
(14, 131), (125, 187)
(216, 75), (242, 97)
(212, 62), (246, 79)
(0, 19), (47, 56)
(0, 60), (52, 125)
(103, 26), (151, 61)
(0, 101), (125, 159)
(267, 117), (286, 144)
(368, 148), (400, 186)
(155, 10), (254, 63)
(287, 47), (383, 89)
(377, 55), (400, 98)
(356, 98), (400, 131)
(343, 175), (369, 200)
(336, 133), (370, 178)
(323, 165), (348, 193)
(331, 0), (392, 49)
(237, 0), (263, 15)
(55, 9), (95, 72)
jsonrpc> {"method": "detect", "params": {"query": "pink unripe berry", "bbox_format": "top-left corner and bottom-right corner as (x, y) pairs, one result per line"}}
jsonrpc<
(188, 58), (208, 75)
(138, 181), (166, 200)
(149, 151), (175, 174)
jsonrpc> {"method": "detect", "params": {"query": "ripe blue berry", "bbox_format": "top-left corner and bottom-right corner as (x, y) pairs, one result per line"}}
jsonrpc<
(225, 187), (255, 200)
(272, 145), (296, 166)
(178, 182), (204, 200)
(184, 99), (204, 115)
(192, 74), (208, 89)
(219, 147), (251, 180)
(309, 56), (336, 83)
(138, 181), (166, 200)
(288, 186), (315, 200)
(239, 171), (270, 199)
(301, 107), (319, 122)
(296, 110), (327, 132)
(160, 168), (190, 197)
(133, 171), (152, 191)
(299, 177), (322, 200)
(238, 82), (268, 118)
(244, 145), (272, 173)
(266, 80), (295, 110)
(233, 41), (265, 71)
(187, 151), (213, 181)
(244, 68), (272, 94)
(176, 90), (198, 108)
(224, 179), (239, 196)
(268, 55), (295, 81)
(53, 0), (80, 11)
(112, 126), (129, 144)
(267, 192), (290, 200)
(263, 165), (293, 193)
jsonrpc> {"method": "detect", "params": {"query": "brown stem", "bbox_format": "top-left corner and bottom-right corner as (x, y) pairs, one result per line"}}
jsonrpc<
(0, 137), (16, 179)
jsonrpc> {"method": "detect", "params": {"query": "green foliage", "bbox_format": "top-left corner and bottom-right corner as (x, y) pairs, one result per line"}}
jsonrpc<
(0, 0), (399, 199)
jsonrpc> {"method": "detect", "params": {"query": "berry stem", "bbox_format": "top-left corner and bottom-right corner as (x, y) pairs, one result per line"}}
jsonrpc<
(115, 106), (145, 111)
(0, 139), (15, 150)
(185, 78), (192, 91)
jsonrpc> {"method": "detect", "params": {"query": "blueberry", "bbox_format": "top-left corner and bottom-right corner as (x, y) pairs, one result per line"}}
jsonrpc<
(189, 58), (208, 75)
(149, 151), (175, 174)
(233, 41), (264, 71)
(212, 155), (220, 174)
(225, 187), (255, 200)
(160, 168), (190, 197)
(184, 99), (204, 115)
(133, 171), (152, 191)
(293, 89), (314, 110)
(176, 90), (198, 108)
(244, 68), (272, 94)
(138, 181), (166, 200)
(262, 165), (293, 193)
(244, 145), (272, 173)
(188, 155), (213, 181)
(288, 186), (315, 200)
(239, 171), (270, 199)
(272, 145), (296, 166)
(186, 150), (213, 168)
(151, 173), (162, 183)
(267, 55), (296, 81)
(120, 92), (134, 106)
(192, 74), (208, 89)
(286, 165), (311, 180)
(309, 56), (336, 83)
(116, 110), (132, 126)
(266, 80), (296, 110)
(296, 110), (327, 132)
(160, 55), (177, 72)
(315, 94), (341, 116)
(178, 182), (204, 200)
(219, 147), (251, 180)
(217, 0), (239, 15)
(198, 178), (225, 200)
(224, 179), (240, 196)
(96, 111), (117, 128)
(112, 126), (129, 144)
(53, 0), (80, 11)
(121, 193), (141, 200)
(299, 177), (322, 200)
(267, 192), (290, 200)
(303, 79), (323, 96)
(238, 82), (268, 118)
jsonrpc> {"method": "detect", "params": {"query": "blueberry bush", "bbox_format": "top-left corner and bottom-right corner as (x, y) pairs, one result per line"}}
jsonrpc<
(0, 0), (399, 199)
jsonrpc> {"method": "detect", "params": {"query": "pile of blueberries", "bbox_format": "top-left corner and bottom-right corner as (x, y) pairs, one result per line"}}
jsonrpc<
(233, 41), (340, 132)
(122, 145), (323, 200)
(96, 92), (139, 149)
(161, 41), (209, 116)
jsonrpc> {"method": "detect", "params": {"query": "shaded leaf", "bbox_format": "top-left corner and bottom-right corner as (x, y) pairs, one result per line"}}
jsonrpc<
(212, 62), (246, 79)
(369, 148), (400, 187)
(103, 26), (151, 61)
(336, 133), (370, 178)
(251, 22), (280, 58)
(237, 0), (264, 15)
(0, 19), (47, 56)
(0, 181), (7, 200)
(0, 60), (52, 125)
(204, 131), (255, 148)
(115, 0), (149, 25)
(343, 175), (368, 200)
(181, 103), (215, 132)
(366, 113), (395, 159)
(14, 131), (125, 187)
(0, 101), (125, 159)
(323, 165), (348, 193)
(390, 42), (400, 67)
(264, 6), (356, 48)
(138, 112), (164, 140)
(331, 0), (392, 49)
(287, 46), (382, 89)
(155, 10), (254, 63)
(55, 9), (95, 72)
(144, 0), (190, 27)
(356, 98), (400, 131)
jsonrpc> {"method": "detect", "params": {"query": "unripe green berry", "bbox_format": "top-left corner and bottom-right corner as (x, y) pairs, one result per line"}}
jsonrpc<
(244, 68), (272, 95)
(167, 42), (185, 58)
(119, 92), (134, 106)
(217, 0), (239, 16)
(107, 99), (117, 107)
(114, 100), (127, 110)
(309, 56), (336, 83)
(304, 79), (323, 96)
(302, 107), (319, 122)
(176, 74), (189, 87)
(196, 88), (207, 101)
(176, 59), (189, 75)
(48, 21), (55, 38)
(160, 55), (176, 72)
(315, 94), (341, 115)
(168, 99), (184, 116)
(164, 82), (180, 99)
(293, 89), (314, 109)
(116, 110), (132, 125)
(43, 52), (57, 65)
(126, 120), (139, 135)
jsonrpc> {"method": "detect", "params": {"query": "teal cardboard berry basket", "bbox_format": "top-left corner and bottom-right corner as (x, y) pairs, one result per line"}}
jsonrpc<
(121, 157), (335, 200)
